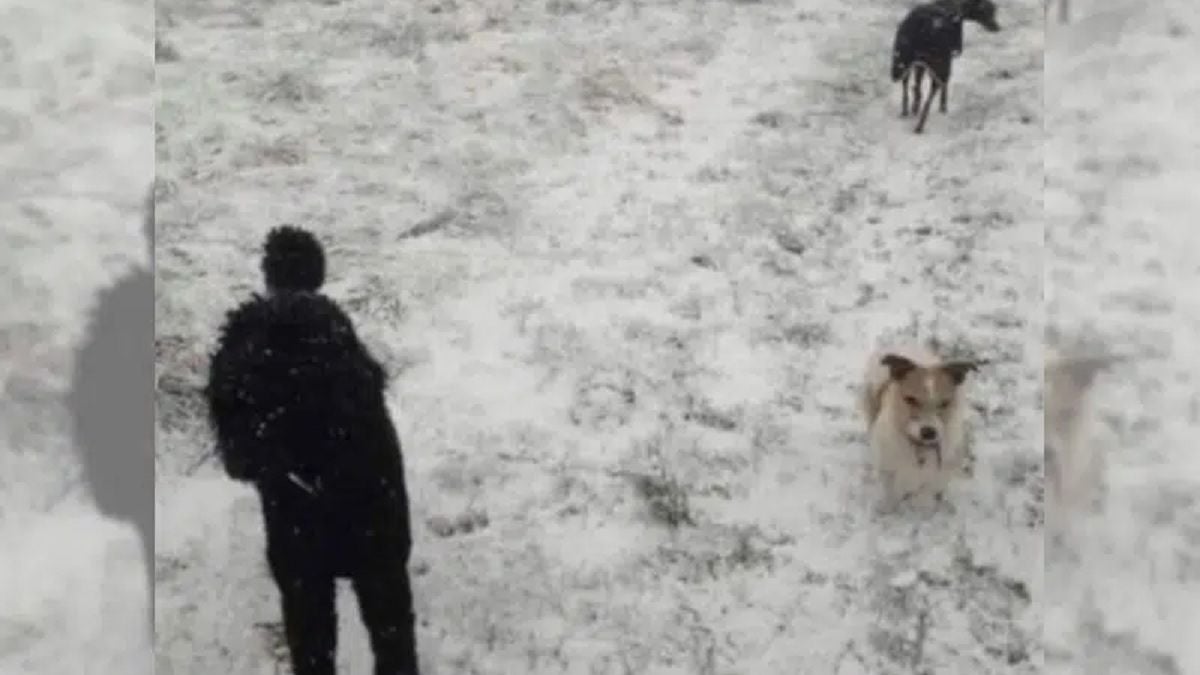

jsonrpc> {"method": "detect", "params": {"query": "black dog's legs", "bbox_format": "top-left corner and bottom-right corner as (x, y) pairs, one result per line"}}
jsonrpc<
(353, 565), (421, 675)
(276, 572), (338, 675)
(939, 61), (952, 113)
(910, 65), (924, 116)
(915, 78), (941, 134)
(900, 69), (910, 117)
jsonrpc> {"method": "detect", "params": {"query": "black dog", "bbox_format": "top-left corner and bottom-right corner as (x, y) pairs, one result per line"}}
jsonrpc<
(67, 188), (155, 633)
(205, 226), (420, 675)
(891, 0), (1001, 133)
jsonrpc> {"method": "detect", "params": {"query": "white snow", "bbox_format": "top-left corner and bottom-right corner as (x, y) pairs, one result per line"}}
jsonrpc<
(0, 0), (153, 672)
(1045, 1), (1200, 673)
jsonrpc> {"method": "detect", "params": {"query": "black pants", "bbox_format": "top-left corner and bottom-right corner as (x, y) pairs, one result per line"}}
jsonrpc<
(261, 490), (419, 675)
(268, 563), (420, 675)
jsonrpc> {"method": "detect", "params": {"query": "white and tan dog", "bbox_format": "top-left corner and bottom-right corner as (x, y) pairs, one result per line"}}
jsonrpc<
(861, 344), (979, 506)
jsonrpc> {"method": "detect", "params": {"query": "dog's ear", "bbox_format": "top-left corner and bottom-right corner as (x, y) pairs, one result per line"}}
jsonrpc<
(960, 0), (1000, 29)
(881, 354), (918, 381)
(941, 361), (979, 385)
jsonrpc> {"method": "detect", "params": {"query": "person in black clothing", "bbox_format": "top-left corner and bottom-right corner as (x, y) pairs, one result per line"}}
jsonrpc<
(205, 225), (420, 675)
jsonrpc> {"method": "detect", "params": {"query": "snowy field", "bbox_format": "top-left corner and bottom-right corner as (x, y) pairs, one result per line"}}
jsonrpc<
(0, 0), (153, 672)
(153, 0), (1046, 673)
(1045, 1), (1200, 673)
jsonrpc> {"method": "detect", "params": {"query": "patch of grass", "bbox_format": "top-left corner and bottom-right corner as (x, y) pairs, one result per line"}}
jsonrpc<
(253, 620), (288, 666)
(155, 371), (206, 434)
(255, 70), (324, 107)
(569, 369), (637, 430)
(677, 605), (719, 675)
(328, 18), (428, 58)
(634, 469), (694, 529)
(231, 134), (307, 169)
(155, 37), (181, 63)
(544, 0), (586, 16)
(682, 396), (739, 432)
(426, 508), (490, 538)
(454, 187), (511, 238)
(631, 432), (696, 529)
(782, 321), (831, 348)
(578, 66), (655, 114)
(751, 109), (792, 129)
(342, 274), (406, 324)
(726, 524), (779, 570)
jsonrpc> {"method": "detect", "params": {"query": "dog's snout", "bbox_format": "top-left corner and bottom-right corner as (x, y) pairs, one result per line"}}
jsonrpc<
(919, 426), (938, 441)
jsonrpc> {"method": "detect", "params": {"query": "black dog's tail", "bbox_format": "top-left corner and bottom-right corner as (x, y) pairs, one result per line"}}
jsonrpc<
(891, 54), (905, 82)
(891, 34), (912, 82)
(892, 6), (924, 82)
(261, 225), (326, 292)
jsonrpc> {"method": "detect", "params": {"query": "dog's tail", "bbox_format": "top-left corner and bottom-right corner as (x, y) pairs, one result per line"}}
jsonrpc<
(891, 40), (911, 82)
(891, 13), (915, 82)
(261, 225), (326, 292)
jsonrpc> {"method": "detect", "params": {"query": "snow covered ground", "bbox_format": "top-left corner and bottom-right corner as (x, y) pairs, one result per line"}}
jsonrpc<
(0, 0), (153, 672)
(1045, 1), (1200, 673)
(154, 0), (1047, 673)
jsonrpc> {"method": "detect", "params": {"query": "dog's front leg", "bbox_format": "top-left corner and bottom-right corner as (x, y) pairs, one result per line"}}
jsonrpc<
(939, 60), (953, 113)
(914, 80), (939, 133)
(911, 66), (924, 116)
(878, 468), (906, 512)
(901, 70), (910, 117)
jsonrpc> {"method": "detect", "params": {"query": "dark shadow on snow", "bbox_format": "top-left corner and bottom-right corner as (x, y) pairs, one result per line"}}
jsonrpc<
(65, 188), (155, 633)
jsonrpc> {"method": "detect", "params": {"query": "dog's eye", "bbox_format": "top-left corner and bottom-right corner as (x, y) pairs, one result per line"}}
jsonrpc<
(904, 396), (920, 407)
